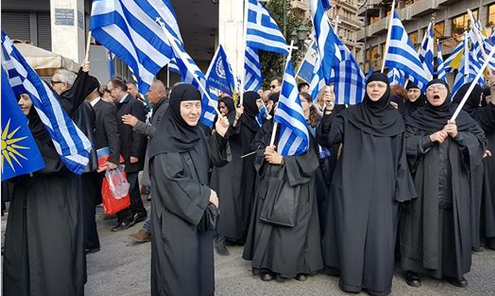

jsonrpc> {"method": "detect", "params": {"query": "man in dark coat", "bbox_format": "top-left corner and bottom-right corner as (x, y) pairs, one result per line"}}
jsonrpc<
(107, 78), (147, 231)
(122, 79), (169, 243)
(85, 76), (121, 251)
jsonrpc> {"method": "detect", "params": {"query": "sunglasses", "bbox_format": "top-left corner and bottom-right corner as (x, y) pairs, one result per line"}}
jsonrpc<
(51, 80), (63, 85)
(270, 85), (277, 89)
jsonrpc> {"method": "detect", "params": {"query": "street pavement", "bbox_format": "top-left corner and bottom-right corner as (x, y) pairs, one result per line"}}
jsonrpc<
(84, 200), (495, 296)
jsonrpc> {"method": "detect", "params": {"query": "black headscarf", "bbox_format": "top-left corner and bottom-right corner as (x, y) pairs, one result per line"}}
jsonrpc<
(268, 92), (280, 116)
(481, 87), (491, 107)
(148, 84), (202, 158)
(452, 83), (483, 114)
(240, 91), (261, 133)
(405, 83), (426, 115)
(405, 79), (478, 132)
(218, 96), (236, 123)
(343, 73), (404, 136)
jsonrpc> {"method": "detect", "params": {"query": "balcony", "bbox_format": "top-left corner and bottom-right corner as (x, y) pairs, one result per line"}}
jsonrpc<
(368, 17), (388, 36)
(437, 0), (463, 5)
(335, 0), (359, 12)
(409, 0), (439, 18)
(357, 0), (382, 16)
(356, 28), (366, 42)
(340, 15), (363, 30)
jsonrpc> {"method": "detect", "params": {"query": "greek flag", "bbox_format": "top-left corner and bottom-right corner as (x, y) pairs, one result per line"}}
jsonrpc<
(246, 0), (289, 55)
(384, 13), (429, 92)
(89, 0), (178, 94)
(296, 41), (318, 83)
(309, 57), (326, 100)
(331, 29), (365, 105)
(244, 47), (263, 92)
(206, 45), (236, 97)
(452, 35), (484, 96)
(436, 40), (446, 81)
(273, 60), (309, 156)
(1, 32), (92, 175)
(388, 68), (405, 85)
(309, 0), (341, 85)
(419, 21), (434, 80)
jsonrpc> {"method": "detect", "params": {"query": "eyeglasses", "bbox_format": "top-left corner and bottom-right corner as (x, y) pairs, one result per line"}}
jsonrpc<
(51, 80), (63, 85)
(408, 89), (420, 93)
(426, 85), (447, 92)
(270, 85), (277, 89)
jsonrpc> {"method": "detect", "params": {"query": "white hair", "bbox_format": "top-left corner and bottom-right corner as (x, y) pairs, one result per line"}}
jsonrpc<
(55, 69), (76, 87)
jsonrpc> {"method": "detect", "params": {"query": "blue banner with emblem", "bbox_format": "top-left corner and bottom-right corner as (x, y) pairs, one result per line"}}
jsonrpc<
(1, 67), (44, 181)
(205, 45), (237, 97)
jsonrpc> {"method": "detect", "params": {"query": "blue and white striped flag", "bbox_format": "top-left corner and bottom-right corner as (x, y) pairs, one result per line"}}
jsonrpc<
(1, 32), (92, 175)
(330, 28), (365, 105)
(419, 21), (434, 80)
(436, 40), (446, 81)
(89, 0), (177, 94)
(246, 0), (289, 55)
(384, 13), (429, 92)
(444, 41), (463, 73)
(452, 34), (484, 96)
(309, 0), (341, 85)
(388, 68), (405, 85)
(309, 57), (326, 100)
(244, 46), (263, 92)
(273, 61), (309, 156)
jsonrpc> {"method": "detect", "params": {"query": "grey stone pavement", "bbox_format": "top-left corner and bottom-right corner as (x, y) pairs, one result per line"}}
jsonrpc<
(82, 200), (495, 296)
(2, 199), (495, 296)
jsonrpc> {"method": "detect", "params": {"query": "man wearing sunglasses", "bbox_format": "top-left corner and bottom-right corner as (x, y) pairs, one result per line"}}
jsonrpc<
(269, 77), (282, 94)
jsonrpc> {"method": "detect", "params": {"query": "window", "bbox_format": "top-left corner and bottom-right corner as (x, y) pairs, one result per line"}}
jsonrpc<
(408, 32), (418, 46)
(370, 16), (380, 24)
(434, 22), (445, 38)
(488, 4), (495, 27)
(452, 10), (478, 37)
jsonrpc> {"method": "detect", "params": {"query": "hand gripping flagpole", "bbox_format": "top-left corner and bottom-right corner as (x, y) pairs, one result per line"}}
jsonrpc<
(451, 43), (495, 121)
(156, 17), (222, 117)
(269, 40), (296, 147)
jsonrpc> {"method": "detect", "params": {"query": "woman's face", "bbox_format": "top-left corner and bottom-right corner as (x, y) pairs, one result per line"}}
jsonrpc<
(256, 98), (264, 110)
(300, 96), (312, 114)
(407, 88), (421, 102)
(180, 100), (202, 126)
(366, 81), (388, 101)
(218, 101), (229, 116)
(18, 94), (32, 115)
(426, 83), (448, 107)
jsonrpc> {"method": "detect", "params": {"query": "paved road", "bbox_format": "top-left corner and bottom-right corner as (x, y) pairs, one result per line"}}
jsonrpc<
(85, 201), (495, 296)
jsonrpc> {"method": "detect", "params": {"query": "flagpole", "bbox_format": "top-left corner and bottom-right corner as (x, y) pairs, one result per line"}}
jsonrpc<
(156, 18), (222, 117)
(463, 31), (469, 84)
(451, 43), (495, 121)
(467, 9), (494, 77)
(166, 65), (170, 88)
(269, 40), (295, 147)
(84, 31), (92, 64)
(239, 0), (249, 106)
(381, 0), (396, 73)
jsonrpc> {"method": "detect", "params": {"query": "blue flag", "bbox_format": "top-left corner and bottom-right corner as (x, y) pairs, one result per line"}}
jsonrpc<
(1, 67), (45, 181)
(206, 45), (237, 97)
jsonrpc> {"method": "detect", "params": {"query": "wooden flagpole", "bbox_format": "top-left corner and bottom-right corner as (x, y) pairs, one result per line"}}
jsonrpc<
(381, 0), (396, 73)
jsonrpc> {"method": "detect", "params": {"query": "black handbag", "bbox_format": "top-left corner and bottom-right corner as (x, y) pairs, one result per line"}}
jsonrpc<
(197, 203), (219, 232)
(259, 173), (299, 228)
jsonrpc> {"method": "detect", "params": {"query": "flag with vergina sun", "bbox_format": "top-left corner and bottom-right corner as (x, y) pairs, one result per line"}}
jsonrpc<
(1, 67), (44, 181)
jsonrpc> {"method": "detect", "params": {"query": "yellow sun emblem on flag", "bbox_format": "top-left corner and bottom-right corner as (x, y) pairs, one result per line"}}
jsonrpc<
(1, 118), (29, 173)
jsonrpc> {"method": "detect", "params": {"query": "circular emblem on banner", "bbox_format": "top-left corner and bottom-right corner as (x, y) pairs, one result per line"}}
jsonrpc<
(215, 58), (226, 79)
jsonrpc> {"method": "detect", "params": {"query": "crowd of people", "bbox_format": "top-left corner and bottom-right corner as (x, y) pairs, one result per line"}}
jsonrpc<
(2, 61), (495, 296)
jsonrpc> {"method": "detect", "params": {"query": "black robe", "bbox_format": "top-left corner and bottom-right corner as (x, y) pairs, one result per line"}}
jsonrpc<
(317, 111), (416, 295)
(400, 123), (486, 280)
(3, 115), (86, 296)
(460, 103), (495, 249)
(210, 113), (259, 242)
(242, 121), (323, 278)
(149, 132), (230, 296)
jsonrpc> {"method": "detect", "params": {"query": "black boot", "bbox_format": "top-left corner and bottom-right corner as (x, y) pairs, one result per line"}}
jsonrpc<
(405, 271), (421, 287)
(214, 235), (229, 256)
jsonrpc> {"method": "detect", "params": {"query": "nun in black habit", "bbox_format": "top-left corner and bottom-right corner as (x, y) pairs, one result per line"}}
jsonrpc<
(147, 84), (231, 296)
(242, 101), (323, 282)
(400, 79), (486, 288)
(405, 83), (426, 117)
(452, 83), (495, 251)
(3, 94), (86, 296)
(317, 73), (416, 296)
(211, 92), (261, 255)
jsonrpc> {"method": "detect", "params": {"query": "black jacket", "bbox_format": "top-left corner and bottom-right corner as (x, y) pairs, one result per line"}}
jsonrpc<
(93, 99), (121, 165)
(116, 95), (147, 172)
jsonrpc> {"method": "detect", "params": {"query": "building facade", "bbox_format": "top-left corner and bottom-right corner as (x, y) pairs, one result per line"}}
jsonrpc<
(358, 0), (495, 74)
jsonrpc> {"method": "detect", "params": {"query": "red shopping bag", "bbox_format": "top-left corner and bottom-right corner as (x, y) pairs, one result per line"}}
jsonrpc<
(101, 168), (130, 215)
